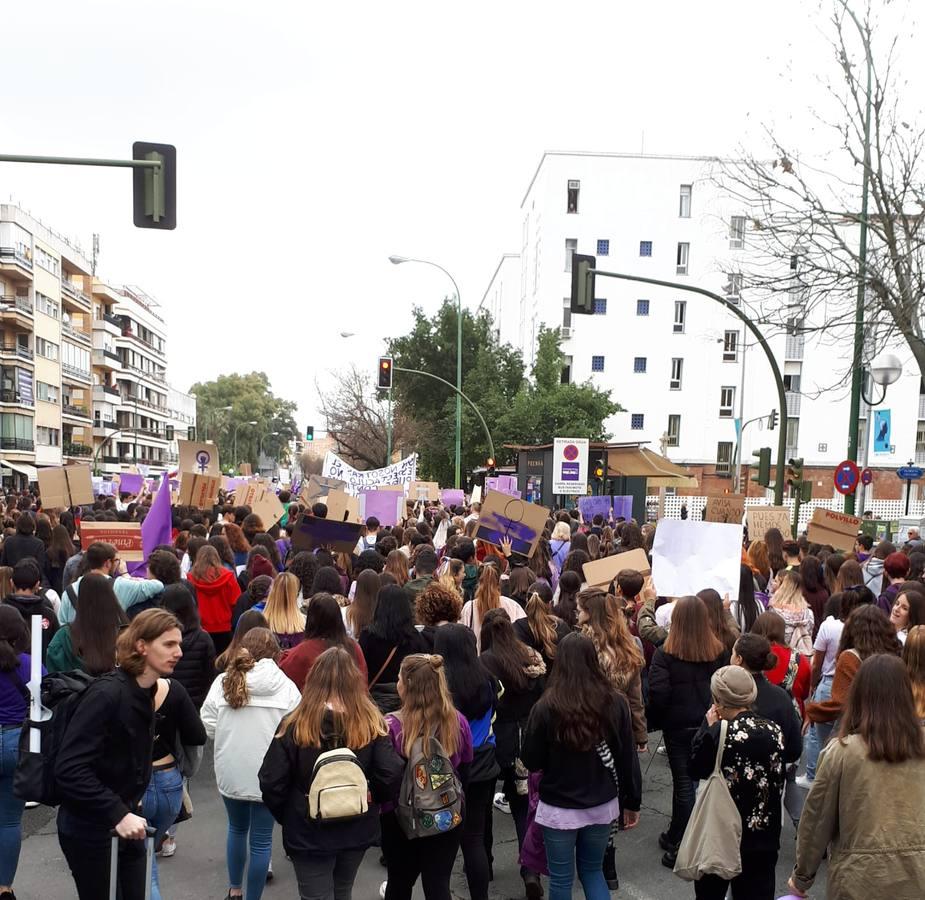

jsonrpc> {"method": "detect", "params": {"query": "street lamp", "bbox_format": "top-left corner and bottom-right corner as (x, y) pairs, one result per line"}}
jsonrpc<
(390, 255), (464, 489)
(233, 420), (258, 470)
(855, 351), (903, 514)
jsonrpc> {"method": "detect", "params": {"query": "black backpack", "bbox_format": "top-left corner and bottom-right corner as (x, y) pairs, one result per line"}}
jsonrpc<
(13, 669), (96, 806)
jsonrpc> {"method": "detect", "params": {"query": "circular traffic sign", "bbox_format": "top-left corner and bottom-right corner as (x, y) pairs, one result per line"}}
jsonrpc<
(860, 467), (873, 486)
(834, 459), (860, 495)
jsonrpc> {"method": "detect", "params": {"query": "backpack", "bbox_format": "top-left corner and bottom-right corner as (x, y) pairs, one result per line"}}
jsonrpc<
(306, 747), (370, 823)
(13, 669), (97, 805)
(396, 733), (463, 840)
(788, 619), (813, 658)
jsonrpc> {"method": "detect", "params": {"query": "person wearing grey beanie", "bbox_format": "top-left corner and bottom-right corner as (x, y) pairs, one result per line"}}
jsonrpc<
(686, 665), (786, 900)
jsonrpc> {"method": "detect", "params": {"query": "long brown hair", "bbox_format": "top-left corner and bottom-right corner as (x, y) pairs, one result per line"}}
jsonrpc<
(223, 522), (250, 553)
(396, 654), (460, 757)
(663, 596), (725, 662)
(838, 604), (902, 659)
(746, 540), (770, 580)
(578, 588), (644, 673)
(384, 550), (409, 587)
(697, 589), (738, 654)
(902, 625), (925, 720)
(526, 591), (559, 660)
(837, 653), (925, 762)
(190, 545), (225, 582)
(346, 569), (379, 636)
(475, 565), (502, 622)
(279, 646), (386, 748)
(222, 627), (281, 709)
(262, 572), (305, 636)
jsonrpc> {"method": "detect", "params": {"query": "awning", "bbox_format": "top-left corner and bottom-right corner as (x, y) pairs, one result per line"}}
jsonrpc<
(4, 461), (38, 482)
(607, 448), (697, 487)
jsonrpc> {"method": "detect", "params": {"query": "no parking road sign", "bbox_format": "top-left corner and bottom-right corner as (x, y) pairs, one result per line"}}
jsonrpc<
(834, 460), (860, 495)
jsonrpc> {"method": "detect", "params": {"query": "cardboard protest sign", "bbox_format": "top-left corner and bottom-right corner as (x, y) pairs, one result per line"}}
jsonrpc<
(441, 489), (465, 508)
(178, 474), (222, 508)
(117, 472), (144, 495)
(300, 474), (347, 507)
(290, 515), (363, 554)
(251, 488), (286, 529)
(470, 484), (482, 505)
(746, 506), (792, 540)
(325, 489), (362, 524)
(178, 439), (220, 477)
(238, 463), (252, 477)
(583, 547), (651, 588)
(360, 490), (403, 527)
(409, 481), (440, 502)
(475, 491), (550, 558)
(79, 521), (144, 562)
(234, 481), (261, 509)
(651, 520), (742, 599)
(807, 507), (861, 552)
(705, 495), (746, 525)
(38, 465), (94, 509)
(612, 496), (634, 521)
(578, 495), (611, 523)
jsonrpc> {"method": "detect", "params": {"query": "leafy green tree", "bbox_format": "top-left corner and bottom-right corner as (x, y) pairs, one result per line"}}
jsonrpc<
(188, 372), (299, 472)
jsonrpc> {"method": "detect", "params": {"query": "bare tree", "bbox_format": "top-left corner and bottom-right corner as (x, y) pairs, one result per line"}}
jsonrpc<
(716, 0), (925, 387)
(298, 451), (324, 479)
(316, 366), (416, 469)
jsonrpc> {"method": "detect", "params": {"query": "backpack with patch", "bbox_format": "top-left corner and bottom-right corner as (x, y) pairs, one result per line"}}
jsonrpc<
(396, 734), (463, 840)
(788, 619), (813, 658)
(306, 747), (370, 823)
(13, 669), (97, 805)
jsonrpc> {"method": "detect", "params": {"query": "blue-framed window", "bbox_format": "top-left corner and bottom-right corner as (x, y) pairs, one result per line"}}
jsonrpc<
(633, 357), (647, 373)
(591, 355), (605, 372)
(636, 299), (650, 316)
(631, 413), (644, 429)
(640, 240), (653, 257)
(593, 298), (607, 315)
(597, 239), (610, 256)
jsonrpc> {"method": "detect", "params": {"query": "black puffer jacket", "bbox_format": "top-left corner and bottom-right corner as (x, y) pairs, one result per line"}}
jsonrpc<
(171, 626), (216, 708)
(646, 649), (728, 732)
(0, 534), (48, 574)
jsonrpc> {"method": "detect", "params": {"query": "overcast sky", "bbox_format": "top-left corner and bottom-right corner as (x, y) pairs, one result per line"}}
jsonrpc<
(2, 0), (921, 432)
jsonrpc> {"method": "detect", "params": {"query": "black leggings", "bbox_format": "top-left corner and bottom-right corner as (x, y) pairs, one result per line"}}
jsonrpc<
(381, 810), (461, 900)
(485, 767), (530, 876)
(694, 848), (779, 900)
(459, 779), (494, 900)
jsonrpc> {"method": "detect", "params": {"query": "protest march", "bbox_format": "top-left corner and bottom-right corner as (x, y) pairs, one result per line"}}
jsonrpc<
(0, 447), (924, 900)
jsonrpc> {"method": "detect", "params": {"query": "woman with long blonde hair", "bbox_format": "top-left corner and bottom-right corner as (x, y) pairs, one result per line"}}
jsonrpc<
(382, 654), (474, 899)
(902, 624), (925, 721)
(513, 581), (570, 669)
(260, 572), (306, 650)
(437, 558), (465, 600)
(769, 569), (815, 656)
(260, 647), (404, 898)
(460, 564), (525, 652)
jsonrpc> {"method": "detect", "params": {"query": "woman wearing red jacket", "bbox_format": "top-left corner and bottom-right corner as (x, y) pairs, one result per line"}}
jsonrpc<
(188, 545), (240, 655)
(751, 611), (812, 717)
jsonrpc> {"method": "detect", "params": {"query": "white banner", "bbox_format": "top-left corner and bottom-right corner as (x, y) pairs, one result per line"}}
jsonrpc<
(651, 520), (742, 600)
(321, 450), (418, 495)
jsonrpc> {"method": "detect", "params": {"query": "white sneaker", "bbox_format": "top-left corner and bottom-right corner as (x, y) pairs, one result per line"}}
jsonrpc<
(159, 837), (177, 857)
(379, 880), (387, 899)
(656, 745), (668, 755)
(493, 792), (511, 814)
(24, 801), (39, 809)
(794, 775), (814, 790)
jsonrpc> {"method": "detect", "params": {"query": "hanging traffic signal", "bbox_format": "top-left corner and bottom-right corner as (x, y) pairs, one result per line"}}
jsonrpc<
(786, 457), (804, 488)
(132, 142), (177, 230)
(486, 457), (496, 477)
(570, 253), (597, 315)
(592, 458), (606, 480)
(187, 426), (196, 441)
(751, 447), (771, 487)
(378, 357), (393, 390)
(165, 425), (175, 441)
(305, 425), (314, 441)
(769, 408), (778, 430)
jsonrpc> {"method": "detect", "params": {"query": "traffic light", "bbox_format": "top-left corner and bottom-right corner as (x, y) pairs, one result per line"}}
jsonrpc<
(786, 457), (804, 488)
(769, 408), (778, 430)
(132, 142), (176, 230)
(800, 480), (812, 503)
(592, 458), (606, 481)
(751, 447), (771, 488)
(305, 425), (314, 442)
(378, 357), (393, 390)
(165, 425), (175, 441)
(486, 457), (497, 478)
(187, 426), (196, 441)
(570, 253), (596, 315)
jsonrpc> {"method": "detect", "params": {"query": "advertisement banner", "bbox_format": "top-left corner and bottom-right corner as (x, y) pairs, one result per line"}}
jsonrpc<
(552, 438), (589, 496)
(874, 409), (892, 454)
(321, 450), (417, 495)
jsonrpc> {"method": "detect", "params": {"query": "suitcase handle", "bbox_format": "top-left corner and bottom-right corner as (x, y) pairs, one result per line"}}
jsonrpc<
(110, 826), (158, 900)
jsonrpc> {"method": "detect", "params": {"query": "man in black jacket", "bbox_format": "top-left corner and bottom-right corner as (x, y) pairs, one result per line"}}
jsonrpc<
(0, 512), (48, 578)
(4, 559), (59, 658)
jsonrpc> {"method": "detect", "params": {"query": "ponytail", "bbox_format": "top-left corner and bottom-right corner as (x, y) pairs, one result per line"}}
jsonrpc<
(526, 591), (558, 660)
(223, 648), (256, 709)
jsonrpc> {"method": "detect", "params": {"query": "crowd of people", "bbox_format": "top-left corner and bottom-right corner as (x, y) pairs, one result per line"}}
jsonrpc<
(0, 485), (924, 899)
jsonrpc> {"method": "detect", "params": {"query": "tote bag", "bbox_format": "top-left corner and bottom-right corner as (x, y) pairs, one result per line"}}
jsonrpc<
(673, 719), (742, 881)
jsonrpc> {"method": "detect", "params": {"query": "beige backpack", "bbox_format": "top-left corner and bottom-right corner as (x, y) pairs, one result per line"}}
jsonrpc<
(306, 748), (369, 822)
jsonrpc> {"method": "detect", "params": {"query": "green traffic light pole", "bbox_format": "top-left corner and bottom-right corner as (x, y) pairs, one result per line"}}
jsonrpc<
(583, 269), (789, 506)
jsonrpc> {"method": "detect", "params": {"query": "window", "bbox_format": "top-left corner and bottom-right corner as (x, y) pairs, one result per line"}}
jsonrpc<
(62, 341), (90, 375)
(636, 299), (650, 316)
(560, 363), (571, 385)
(36, 426), (60, 447)
(784, 373), (802, 392)
(716, 441), (734, 474)
(631, 414), (644, 430)
(720, 386), (736, 417)
(679, 184), (692, 218)
(591, 355), (605, 372)
(593, 298), (607, 315)
(35, 337), (59, 361)
(34, 246), (59, 275)
(667, 414), (681, 446)
(723, 330), (738, 362)
(36, 381), (59, 404)
(729, 216), (746, 248)
(676, 242), (690, 275)
(562, 299), (572, 329)
(673, 300), (686, 333)
(639, 240), (653, 257)
(786, 418), (800, 454)
(633, 357), (647, 373)
(565, 238), (577, 272)
(0, 414), (33, 446)
(670, 358), (683, 390)
(596, 239), (609, 256)
(567, 180), (580, 213)
(35, 292), (59, 319)
(724, 272), (742, 301)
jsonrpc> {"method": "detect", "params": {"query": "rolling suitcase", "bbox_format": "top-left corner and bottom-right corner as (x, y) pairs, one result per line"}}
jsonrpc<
(109, 826), (157, 900)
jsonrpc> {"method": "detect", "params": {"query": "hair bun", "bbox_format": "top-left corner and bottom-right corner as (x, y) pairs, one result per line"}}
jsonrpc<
(765, 651), (778, 671)
(429, 654), (444, 670)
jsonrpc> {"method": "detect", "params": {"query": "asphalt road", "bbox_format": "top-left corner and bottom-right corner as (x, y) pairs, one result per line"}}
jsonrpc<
(16, 737), (826, 898)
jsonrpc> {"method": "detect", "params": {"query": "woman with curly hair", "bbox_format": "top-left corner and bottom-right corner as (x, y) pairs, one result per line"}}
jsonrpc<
(286, 551), (318, 607)
(415, 581), (463, 649)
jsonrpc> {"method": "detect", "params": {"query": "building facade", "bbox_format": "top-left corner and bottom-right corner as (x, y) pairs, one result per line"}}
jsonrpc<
(484, 151), (924, 503)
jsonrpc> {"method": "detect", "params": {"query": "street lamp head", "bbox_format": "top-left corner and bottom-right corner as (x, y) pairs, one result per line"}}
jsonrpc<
(220, 405), (233, 411)
(388, 255), (408, 265)
(247, 420), (258, 425)
(870, 351), (903, 386)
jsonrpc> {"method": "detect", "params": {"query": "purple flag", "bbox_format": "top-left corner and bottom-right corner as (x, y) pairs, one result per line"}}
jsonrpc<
(127, 476), (173, 576)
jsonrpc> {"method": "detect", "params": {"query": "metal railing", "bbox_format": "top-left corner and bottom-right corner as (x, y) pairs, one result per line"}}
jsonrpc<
(61, 363), (91, 380)
(95, 384), (120, 397)
(63, 404), (90, 418)
(0, 247), (32, 269)
(123, 363), (167, 384)
(0, 437), (34, 451)
(62, 321), (90, 342)
(104, 312), (123, 327)
(63, 442), (93, 457)
(785, 392), (802, 417)
(0, 345), (34, 360)
(0, 390), (32, 405)
(61, 280), (91, 305)
(916, 448), (925, 465)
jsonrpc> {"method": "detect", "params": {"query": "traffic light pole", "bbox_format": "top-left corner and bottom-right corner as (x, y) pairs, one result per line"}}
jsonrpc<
(386, 389), (393, 466)
(584, 269), (789, 506)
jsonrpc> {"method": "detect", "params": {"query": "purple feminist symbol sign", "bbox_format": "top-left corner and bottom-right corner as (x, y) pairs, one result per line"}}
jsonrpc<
(195, 450), (211, 474)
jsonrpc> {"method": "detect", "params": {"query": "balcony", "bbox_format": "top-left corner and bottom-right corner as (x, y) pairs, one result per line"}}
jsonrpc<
(63, 403), (91, 419)
(61, 279), (91, 308)
(61, 363), (91, 382)
(92, 348), (122, 371)
(62, 321), (91, 344)
(0, 295), (33, 327)
(121, 328), (166, 359)
(63, 442), (93, 458)
(785, 333), (805, 360)
(94, 384), (120, 400)
(0, 345), (34, 362)
(785, 392), (802, 417)
(122, 362), (167, 384)
(918, 394), (925, 420)
(916, 448), (925, 465)
(0, 247), (33, 279)
(0, 437), (34, 451)
(0, 389), (32, 407)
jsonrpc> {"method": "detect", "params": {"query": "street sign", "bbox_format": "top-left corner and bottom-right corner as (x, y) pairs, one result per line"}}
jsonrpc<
(897, 466), (925, 481)
(834, 459), (860, 495)
(860, 467), (873, 486)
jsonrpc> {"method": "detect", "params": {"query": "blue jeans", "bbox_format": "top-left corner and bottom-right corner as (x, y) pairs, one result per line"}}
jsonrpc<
(542, 823), (612, 900)
(142, 765), (184, 900)
(804, 675), (834, 781)
(0, 726), (24, 886)
(222, 797), (275, 899)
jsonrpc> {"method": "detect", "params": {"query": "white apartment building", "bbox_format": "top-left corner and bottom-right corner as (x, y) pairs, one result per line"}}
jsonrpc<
(482, 151), (924, 500)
